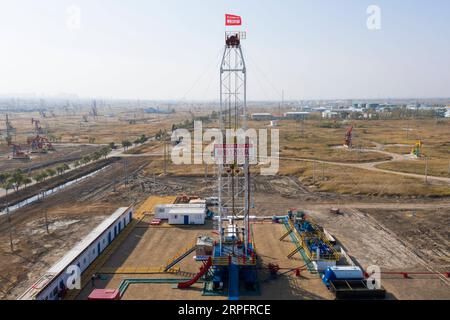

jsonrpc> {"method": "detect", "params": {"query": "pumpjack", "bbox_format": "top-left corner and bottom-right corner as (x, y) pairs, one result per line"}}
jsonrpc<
(344, 125), (353, 148)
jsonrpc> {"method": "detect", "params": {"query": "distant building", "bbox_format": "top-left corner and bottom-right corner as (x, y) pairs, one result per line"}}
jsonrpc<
(445, 107), (450, 118)
(366, 103), (380, 109)
(297, 106), (312, 112)
(144, 107), (173, 114)
(251, 113), (273, 121)
(283, 111), (310, 120)
(322, 110), (339, 119)
(313, 107), (328, 112)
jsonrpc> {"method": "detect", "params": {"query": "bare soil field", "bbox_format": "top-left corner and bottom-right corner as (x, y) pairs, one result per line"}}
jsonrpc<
(360, 208), (449, 269)
(1, 169), (449, 300)
(252, 194), (450, 299)
(0, 157), (150, 299)
(252, 223), (334, 300)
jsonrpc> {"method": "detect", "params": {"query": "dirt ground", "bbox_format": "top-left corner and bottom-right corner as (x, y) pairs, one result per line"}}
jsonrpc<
(252, 223), (334, 300)
(360, 208), (449, 269)
(0, 157), (151, 299)
(73, 219), (333, 300)
(76, 222), (223, 300)
(1, 169), (449, 300)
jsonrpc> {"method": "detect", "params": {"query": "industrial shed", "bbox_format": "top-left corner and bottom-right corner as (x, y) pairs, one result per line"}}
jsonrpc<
(18, 206), (134, 300)
(155, 203), (206, 221)
(283, 111), (310, 120)
(167, 206), (206, 225)
(251, 113), (273, 121)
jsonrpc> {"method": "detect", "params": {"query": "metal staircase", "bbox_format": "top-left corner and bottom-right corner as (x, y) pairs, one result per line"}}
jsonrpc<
(164, 242), (198, 271)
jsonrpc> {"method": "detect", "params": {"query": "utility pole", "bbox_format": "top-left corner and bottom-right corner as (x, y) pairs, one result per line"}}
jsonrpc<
(5, 190), (14, 252)
(322, 162), (325, 181)
(124, 159), (128, 185)
(38, 185), (49, 234)
(425, 157), (428, 184)
(163, 140), (167, 175)
(300, 118), (305, 137)
(312, 161), (316, 184)
(5, 188), (10, 223)
(447, 160), (450, 176)
(9, 223), (14, 252)
(279, 89), (284, 116)
(44, 209), (49, 234)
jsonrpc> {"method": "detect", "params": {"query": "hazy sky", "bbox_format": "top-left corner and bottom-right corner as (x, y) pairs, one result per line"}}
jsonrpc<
(1, 0), (449, 100)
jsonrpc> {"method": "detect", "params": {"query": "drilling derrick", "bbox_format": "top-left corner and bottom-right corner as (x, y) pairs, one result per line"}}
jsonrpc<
(218, 31), (250, 253)
(5, 114), (14, 146)
(91, 100), (99, 119)
(209, 29), (256, 301)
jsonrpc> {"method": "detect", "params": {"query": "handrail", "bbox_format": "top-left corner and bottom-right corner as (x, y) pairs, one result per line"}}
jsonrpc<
(164, 240), (197, 267)
(212, 257), (229, 266)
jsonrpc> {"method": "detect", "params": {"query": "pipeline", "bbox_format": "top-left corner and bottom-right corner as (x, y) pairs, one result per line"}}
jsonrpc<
(364, 271), (450, 279)
(118, 278), (205, 297)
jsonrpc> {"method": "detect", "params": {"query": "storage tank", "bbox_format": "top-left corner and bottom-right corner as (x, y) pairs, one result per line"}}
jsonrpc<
(322, 266), (364, 285)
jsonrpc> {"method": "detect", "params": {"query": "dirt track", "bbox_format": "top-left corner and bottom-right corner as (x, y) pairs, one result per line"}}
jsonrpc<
(277, 156), (450, 184)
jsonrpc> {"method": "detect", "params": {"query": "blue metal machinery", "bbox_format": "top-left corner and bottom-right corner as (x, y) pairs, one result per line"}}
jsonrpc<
(322, 266), (364, 286)
(228, 263), (239, 300)
(322, 266), (386, 299)
(207, 239), (257, 300)
(291, 213), (339, 262)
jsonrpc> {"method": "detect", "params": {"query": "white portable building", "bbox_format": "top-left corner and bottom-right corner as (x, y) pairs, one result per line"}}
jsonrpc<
(155, 203), (206, 220)
(167, 206), (206, 225)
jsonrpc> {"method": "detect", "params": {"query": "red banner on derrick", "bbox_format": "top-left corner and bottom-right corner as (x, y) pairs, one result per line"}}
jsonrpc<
(225, 14), (242, 26)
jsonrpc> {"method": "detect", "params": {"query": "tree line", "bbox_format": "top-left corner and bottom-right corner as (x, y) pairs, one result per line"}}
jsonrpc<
(0, 145), (112, 194)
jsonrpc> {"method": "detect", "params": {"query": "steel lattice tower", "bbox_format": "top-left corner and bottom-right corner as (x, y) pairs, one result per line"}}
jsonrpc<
(217, 31), (251, 255)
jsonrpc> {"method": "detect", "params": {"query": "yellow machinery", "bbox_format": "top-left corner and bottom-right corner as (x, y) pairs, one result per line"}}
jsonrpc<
(411, 140), (422, 157)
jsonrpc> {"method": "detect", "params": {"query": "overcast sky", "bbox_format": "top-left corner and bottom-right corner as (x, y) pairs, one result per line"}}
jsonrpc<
(1, 0), (449, 101)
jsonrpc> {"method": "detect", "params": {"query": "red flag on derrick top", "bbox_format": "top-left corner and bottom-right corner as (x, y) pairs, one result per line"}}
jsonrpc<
(225, 14), (242, 26)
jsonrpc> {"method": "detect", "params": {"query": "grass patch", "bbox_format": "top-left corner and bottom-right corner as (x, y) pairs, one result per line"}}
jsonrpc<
(377, 159), (450, 178)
